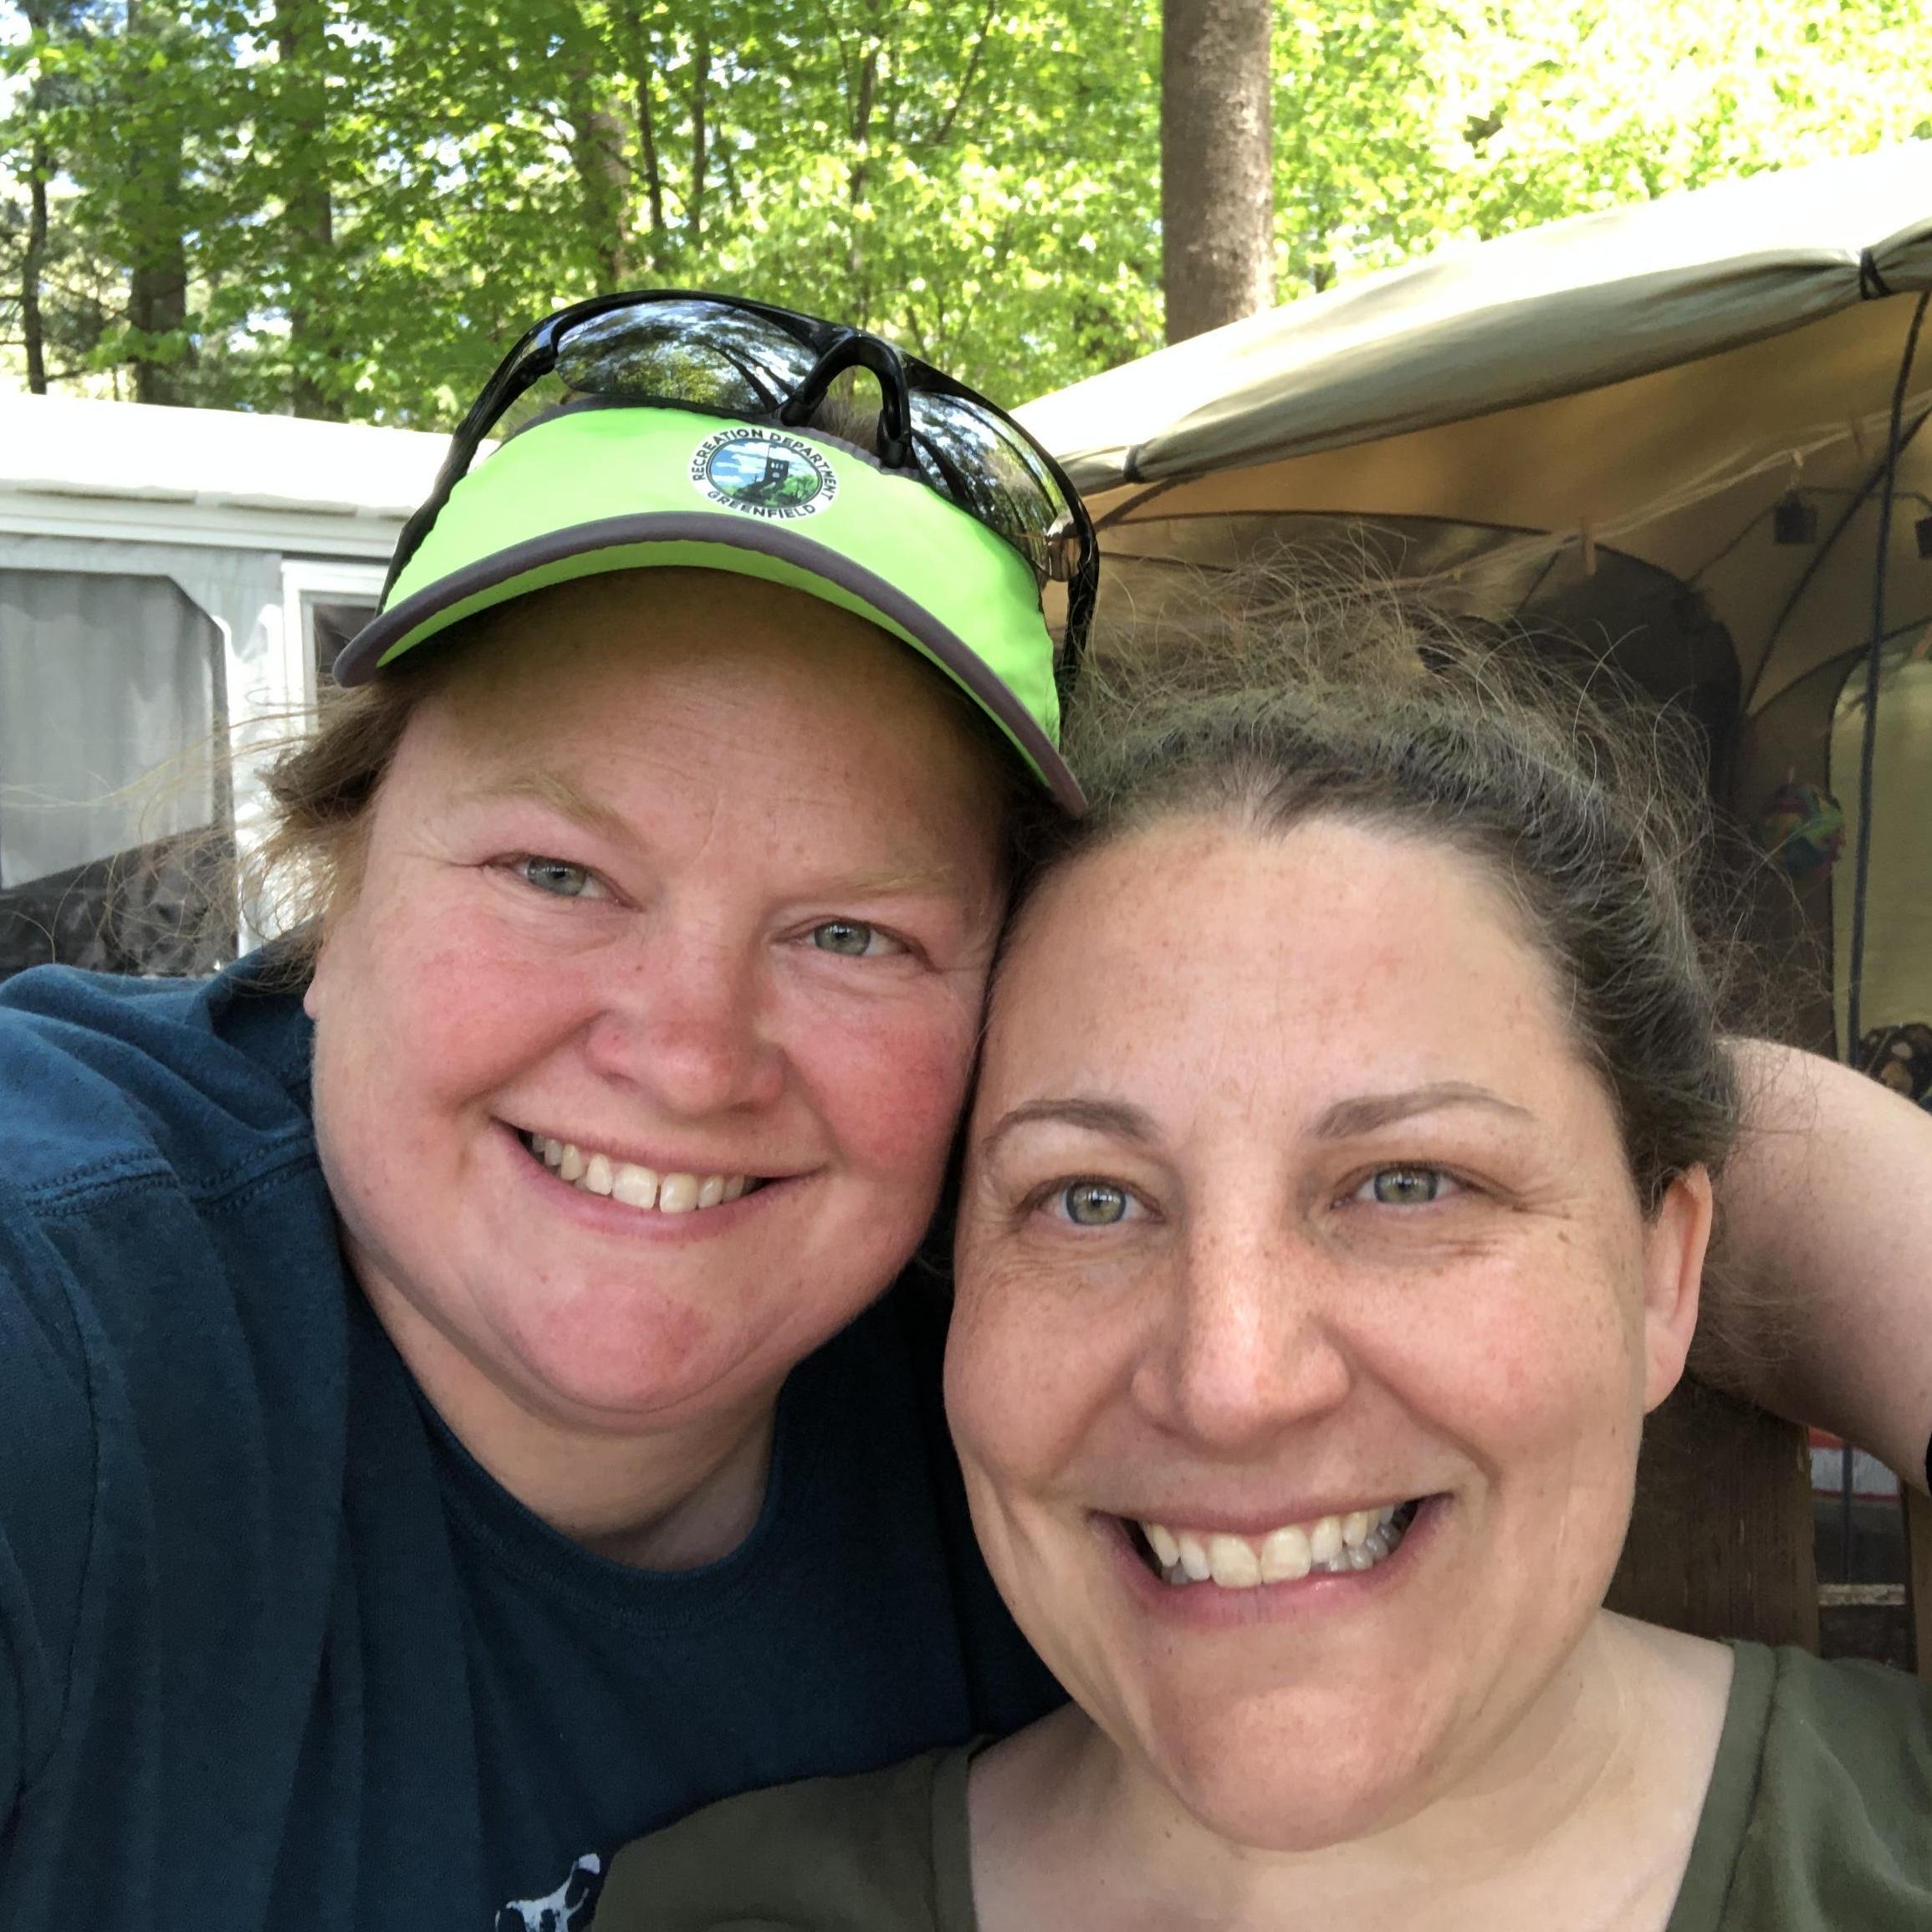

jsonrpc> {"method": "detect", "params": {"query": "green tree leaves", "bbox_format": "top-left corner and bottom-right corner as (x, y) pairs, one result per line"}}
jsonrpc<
(1, 0), (1925, 421)
(1271, 0), (1932, 297)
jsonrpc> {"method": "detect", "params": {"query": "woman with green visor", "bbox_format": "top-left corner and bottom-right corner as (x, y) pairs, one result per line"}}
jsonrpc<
(0, 289), (1925, 1932)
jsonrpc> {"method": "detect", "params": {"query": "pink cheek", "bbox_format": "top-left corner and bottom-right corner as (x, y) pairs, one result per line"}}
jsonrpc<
(805, 1009), (978, 1179)
(385, 931), (592, 1092)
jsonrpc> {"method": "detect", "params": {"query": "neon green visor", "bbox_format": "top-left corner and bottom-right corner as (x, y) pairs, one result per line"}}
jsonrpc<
(335, 406), (1085, 813)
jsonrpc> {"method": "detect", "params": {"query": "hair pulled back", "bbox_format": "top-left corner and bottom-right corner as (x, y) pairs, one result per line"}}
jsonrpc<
(1014, 571), (1740, 1214)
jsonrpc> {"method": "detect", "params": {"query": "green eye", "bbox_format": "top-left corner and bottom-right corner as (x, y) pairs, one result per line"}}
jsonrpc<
(811, 920), (885, 957)
(1366, 1167), (1450, 1206)
(1061, 1180), (1131, 1226)
(519, 856), (598, 898)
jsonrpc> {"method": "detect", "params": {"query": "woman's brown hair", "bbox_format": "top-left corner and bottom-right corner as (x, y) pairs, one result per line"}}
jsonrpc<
(1007, 566), (1745, 1215)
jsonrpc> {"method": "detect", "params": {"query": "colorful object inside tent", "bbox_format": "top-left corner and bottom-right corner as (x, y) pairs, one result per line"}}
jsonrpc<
(1757, 779), (1846, 884)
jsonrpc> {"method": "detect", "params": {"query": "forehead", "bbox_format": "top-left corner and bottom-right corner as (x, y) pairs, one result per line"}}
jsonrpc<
(985, 814), (1581, 1113)
(391, 570), (1008, 852)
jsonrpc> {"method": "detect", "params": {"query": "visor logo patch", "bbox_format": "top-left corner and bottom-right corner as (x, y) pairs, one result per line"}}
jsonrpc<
(692, 430), (837, 521)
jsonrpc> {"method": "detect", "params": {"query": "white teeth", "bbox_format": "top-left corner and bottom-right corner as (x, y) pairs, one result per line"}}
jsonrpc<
(611, 1163), (660, 1209)
(1207, 1535), (1261, 1589)
(1260, 1523), (1312, 1582)
(1310, 1515), (1344, 1565)
(1141, 1505), (1414, 1592)
(529, 1134), (753, 1216)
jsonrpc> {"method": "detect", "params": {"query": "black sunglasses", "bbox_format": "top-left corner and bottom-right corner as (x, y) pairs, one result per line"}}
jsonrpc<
(387, 289), (1100, 680)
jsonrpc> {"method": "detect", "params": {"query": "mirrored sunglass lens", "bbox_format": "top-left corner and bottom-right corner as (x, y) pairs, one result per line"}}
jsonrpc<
(908, 391), (1071, 580)
(494, 300), (820, 440)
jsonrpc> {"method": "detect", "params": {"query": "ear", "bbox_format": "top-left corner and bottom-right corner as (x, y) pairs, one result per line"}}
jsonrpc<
(1638, 1165), (1715, 1413)
(302, 933), (333, 1022)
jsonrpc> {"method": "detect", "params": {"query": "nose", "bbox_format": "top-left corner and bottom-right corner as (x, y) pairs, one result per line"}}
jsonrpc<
(1135, 1221), (1355, 1452)
(581, 921), (787, 1120)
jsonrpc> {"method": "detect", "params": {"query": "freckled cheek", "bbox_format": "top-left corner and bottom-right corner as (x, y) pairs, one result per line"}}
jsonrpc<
(1422, 1272), (1644, 1478)
(947, 1267), (1117, 1495)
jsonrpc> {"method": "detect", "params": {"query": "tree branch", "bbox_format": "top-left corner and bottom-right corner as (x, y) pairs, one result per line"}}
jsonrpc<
(930, 0), (998, 147)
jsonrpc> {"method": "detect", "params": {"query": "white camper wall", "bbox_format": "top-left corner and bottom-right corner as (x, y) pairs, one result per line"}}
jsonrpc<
(0, 395), (442, 969)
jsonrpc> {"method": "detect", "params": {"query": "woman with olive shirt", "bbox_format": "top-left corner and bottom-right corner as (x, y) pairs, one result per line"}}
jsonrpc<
(0, 291), (1924, 1932)
(600, 611), (1931, 1932)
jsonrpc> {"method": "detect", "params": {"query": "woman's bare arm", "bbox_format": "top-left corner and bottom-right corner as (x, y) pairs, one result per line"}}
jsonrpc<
(1707, 1040), (1932, 1492)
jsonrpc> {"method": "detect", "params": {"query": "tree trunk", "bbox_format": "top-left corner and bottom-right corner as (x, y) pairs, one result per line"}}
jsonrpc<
(688, 25), (709, 239)
(846, 34), (879, 308)
(614, 0), (665, 261)
(275, 0), (338, 417)
(565, 26), (631, 292)
(124, 0), (196, 405)
(21, 150), (49, 394)
(19, 0), (62, 393)
(284, 173), (336, 417)
(129, 243), (191, 406)
(1161, 0), (1274, 344)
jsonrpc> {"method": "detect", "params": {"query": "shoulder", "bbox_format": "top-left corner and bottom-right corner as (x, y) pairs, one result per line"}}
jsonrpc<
(0, 955), (315, 1204)
(0, 961), (353, 1809)
(1755, 1640), (1932, 1781)
(1703, 1643), (1932, 1930)
(1758, 1642), (1932, 1802)
(595, 1749), (966, 1932)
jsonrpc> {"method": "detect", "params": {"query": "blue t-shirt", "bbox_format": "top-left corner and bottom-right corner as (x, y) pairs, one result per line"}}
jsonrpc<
(0, 959), (1059, 1929)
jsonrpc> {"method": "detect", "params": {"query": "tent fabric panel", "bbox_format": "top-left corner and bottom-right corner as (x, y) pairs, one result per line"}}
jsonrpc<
(1831, 657), (1932, 1058)
(1023, 142), (1932, 497)
(1076, 294), (1932, 723)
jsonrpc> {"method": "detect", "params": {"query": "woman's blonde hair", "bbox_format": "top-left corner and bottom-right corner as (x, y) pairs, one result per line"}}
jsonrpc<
(240, 662), (433, 979)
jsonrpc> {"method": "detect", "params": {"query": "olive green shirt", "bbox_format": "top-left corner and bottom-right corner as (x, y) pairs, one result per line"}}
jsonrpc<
(595, 1642), (1932, 1930)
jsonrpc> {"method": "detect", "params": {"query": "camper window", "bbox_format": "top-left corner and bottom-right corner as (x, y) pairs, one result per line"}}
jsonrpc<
(0, 568), (233, 981)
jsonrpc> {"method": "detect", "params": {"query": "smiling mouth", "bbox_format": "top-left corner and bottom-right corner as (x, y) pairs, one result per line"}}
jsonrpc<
(516, 1130), (771, 1216)
(1126, 1500), (1427, 1590)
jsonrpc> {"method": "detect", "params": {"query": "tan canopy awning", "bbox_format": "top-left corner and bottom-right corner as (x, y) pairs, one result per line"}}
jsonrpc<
(1020, 142), (1932, 727)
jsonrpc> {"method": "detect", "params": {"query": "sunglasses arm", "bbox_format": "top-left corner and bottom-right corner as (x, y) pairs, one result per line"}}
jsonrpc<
(779, 333), (915, 468)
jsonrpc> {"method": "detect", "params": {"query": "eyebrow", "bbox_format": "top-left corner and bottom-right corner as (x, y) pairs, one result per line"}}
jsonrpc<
(829, 862), (976, 899)
(1311, 1083), (1535, 1139)
(979, 1082), (1532, 1156)
(978, 1096), (1161, 1156)
(447, 772), (636, 846)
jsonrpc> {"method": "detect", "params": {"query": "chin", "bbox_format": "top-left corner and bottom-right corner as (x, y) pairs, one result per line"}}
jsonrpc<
(1137, 1694), (1442, 1854)
(503, 1292), (767, 1425)
(1170, 1756), (1430, 1854)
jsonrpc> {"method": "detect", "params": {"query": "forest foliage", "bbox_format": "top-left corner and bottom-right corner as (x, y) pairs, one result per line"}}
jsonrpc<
(3, 0), (1930, 424)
